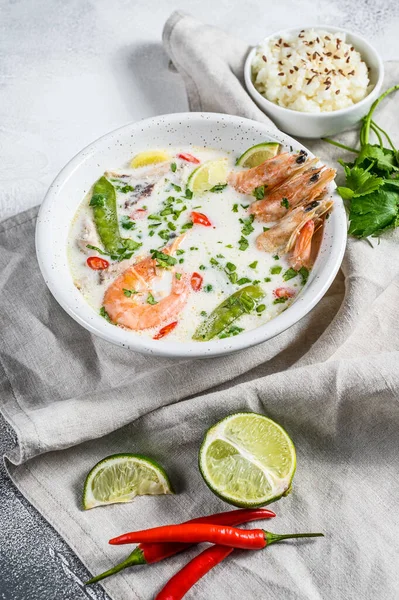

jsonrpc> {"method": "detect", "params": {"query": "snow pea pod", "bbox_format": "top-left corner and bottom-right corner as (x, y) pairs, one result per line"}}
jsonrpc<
(89, 176), (124, 254)
(192, 285), (265, 341)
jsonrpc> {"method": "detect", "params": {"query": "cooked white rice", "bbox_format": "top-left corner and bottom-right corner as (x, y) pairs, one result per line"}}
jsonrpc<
(252, 29), (371, 113)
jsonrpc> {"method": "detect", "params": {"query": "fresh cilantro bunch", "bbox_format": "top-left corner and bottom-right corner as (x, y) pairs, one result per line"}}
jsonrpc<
(325, 85), (399, 238)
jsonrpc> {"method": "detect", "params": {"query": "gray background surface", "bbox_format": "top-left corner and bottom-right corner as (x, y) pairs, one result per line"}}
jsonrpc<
(1, 0), (398, 598)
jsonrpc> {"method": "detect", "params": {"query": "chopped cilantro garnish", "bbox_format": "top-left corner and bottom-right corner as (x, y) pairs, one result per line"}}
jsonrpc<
(253, 186), (265, 200)
(252, 279), (261, 285)
(240, 204), (249, 209)
(256, 304), (266, 313)
(171, 183), (182, 192)
(150, 250), (177, 269)
(148, 222), (161, 228)
(149, 230), (155, 237)
(299, 266), (309, 284)
(263, 227), (270, 232)
(147, 293), (157, 305)
(181, 222), (193, 230)
(118, 184), (134, 194)
(210, 183), (227, 193)
(120, 216), (135, 230)
(228, 272), (238, 284)
(158, 230), (171, 241)
(171, 162), (177, 172)
(190, 246), (198, 251)
(210, 258), (219, 266)
(204, 284), (213, 292)
(219, 325), (244, 339)
(264, 277), (271, 282)
(86, 244), (108, 256)
(175, 273), (182, 280)
(123, 288), (137, 297)
(160, 207), (173, 216)
(283, 268), (298, 281)
(200, 310), (207, 317)
(226, 262), (236, 272)
(270, 266), (282, 275)
(273, 297), (287, 304)
(225, 244), (233, 249)
(185, 188), (193, 199)
(178, 258), (184, 264)
(176, 249), (185, 255)
(273, 255), (279, 260)
(199, 264), (206, 270)
(281, 197), (290, 209)
(241, 215), (255, 236)
(232, 204), (238, 213)
(237, 277), (251, 285)
(168, 222), (176, 231)
(249, 261), (258, 269)
(99, 307), (113, 323)
(216, 253), (225, 258)
(238, 236), (249, 251)
(148, 214), (161, 220)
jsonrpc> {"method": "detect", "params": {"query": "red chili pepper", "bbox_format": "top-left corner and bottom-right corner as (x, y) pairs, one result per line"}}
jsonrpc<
(109, 524), (323, 549)
(85, 508), (275, 585)
(155, 544), (233, 600)
(274, 287), (295, 299)
(86, 256), (110, 270)
(131, 208), (147, 220)
(190, 272), (203, 291)
(177, 152), (200, 164)
(191, 211), (212, 227)
(153, 321), (178, 340)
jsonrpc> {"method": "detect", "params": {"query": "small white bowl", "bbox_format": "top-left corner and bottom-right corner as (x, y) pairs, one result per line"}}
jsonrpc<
(245, 26), (384, 138)
(36, 112), (346, 358)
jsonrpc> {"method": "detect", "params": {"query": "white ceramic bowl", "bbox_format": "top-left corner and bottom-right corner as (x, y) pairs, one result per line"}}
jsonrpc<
(245, 26), (384, 138)
(36, 112), (346, 358)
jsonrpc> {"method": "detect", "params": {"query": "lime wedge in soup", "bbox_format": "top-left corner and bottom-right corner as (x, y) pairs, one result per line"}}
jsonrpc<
(199, 412), (296, 507)
(236, 142), (280, 167)
(83, 453), (173, 509)
(187, 159), (228, 193)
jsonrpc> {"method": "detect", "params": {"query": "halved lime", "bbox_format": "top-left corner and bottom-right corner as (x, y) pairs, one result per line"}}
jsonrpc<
(130, 150), (170, 168)
(187, 159), (228, 193)
(199, 413), (296, 507)
(236, 142), (280, 168)
(82, 454), (173, 509)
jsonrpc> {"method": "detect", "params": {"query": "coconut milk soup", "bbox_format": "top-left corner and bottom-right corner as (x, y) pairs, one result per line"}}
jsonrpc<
(68, 145), (334, 342)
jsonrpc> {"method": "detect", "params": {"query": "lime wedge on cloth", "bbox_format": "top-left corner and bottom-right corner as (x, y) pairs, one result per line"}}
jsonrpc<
(187, 159), (227, 193)
(236, 142), (280, 167)
(199, 413), (296, 507)
(83, 454), (173, 509)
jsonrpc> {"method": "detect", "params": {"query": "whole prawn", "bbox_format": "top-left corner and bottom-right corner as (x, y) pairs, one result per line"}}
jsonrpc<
(103, 237), (190, 330)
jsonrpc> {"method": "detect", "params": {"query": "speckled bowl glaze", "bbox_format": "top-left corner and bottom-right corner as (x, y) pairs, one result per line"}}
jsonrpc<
(36, 113), (346, 358)
(245, 26), (384, 138)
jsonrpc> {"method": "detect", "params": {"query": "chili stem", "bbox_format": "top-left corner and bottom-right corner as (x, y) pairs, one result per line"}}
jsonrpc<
(322, 138), (359, 153)
(85, 547), (145, 585)
(265, 531), (324, 546)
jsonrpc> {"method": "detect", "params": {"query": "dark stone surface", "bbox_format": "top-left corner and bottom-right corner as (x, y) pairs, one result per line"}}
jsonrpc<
(0, 415), (110, 600)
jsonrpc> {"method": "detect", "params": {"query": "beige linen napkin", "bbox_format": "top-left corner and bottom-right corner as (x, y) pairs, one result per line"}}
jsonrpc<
(1, 10), (399, 600)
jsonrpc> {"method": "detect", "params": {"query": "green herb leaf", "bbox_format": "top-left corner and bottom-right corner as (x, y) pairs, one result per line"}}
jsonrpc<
(270, 266), (282, 275)
(219, 325), (244, 339)
(122, 288), (138, 297)
(238, 236), (249, 251)
(249, 261), (258, 269)
(232, 204), (238, 213)
(237, 277), (252, 285)
(89, 193), (106, 207)
(283, 268), (298, 281)
(299, 267), (309, 285)
(185, 188), (193, 199)
(210, 183), (228, 193)
(150, 249), (177, 269)
(225, 262), (237, 272)
(175, 273), (182, 280)
(253, 186), (265, 200)
(204, 284), (213, 292)
(171, 183), (182, 192)
(227, 272), (238, 284)
(120, 216), (136, 230)
(273, 297), (287, 304)
(147, 293), (157, 305)
(356, 144), (399, 174)
(118, 184), (134, 194)
(348, 189), (398, 238)
(99, 307), (113, 323)
(281, 197), (290, 209)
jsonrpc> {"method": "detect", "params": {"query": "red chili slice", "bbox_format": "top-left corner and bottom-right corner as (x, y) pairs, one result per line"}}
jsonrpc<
(153, 321), (178, 340)
(191, 211), (212, 227)
(131, 208), (147, 220)
(87, 256), (110, 270)
(177, 153), (200, 164)
(274, 287), (295, 299)
(190, 272), (203, 291)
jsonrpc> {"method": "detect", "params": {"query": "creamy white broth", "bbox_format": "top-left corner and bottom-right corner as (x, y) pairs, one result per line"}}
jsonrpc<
(68, 146), (306, 342)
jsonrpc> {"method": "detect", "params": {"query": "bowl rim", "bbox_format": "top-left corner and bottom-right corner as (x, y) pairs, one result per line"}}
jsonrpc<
(244, 24), (384, 117)
(36, 111), (347, 358)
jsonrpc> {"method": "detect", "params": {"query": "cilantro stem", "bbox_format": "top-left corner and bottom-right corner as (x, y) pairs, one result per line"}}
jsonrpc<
(322, 138), (359, 153)
(361, 84), (399, 146)
(370, 121), (384, 149)
(370, 120), (397, 152)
